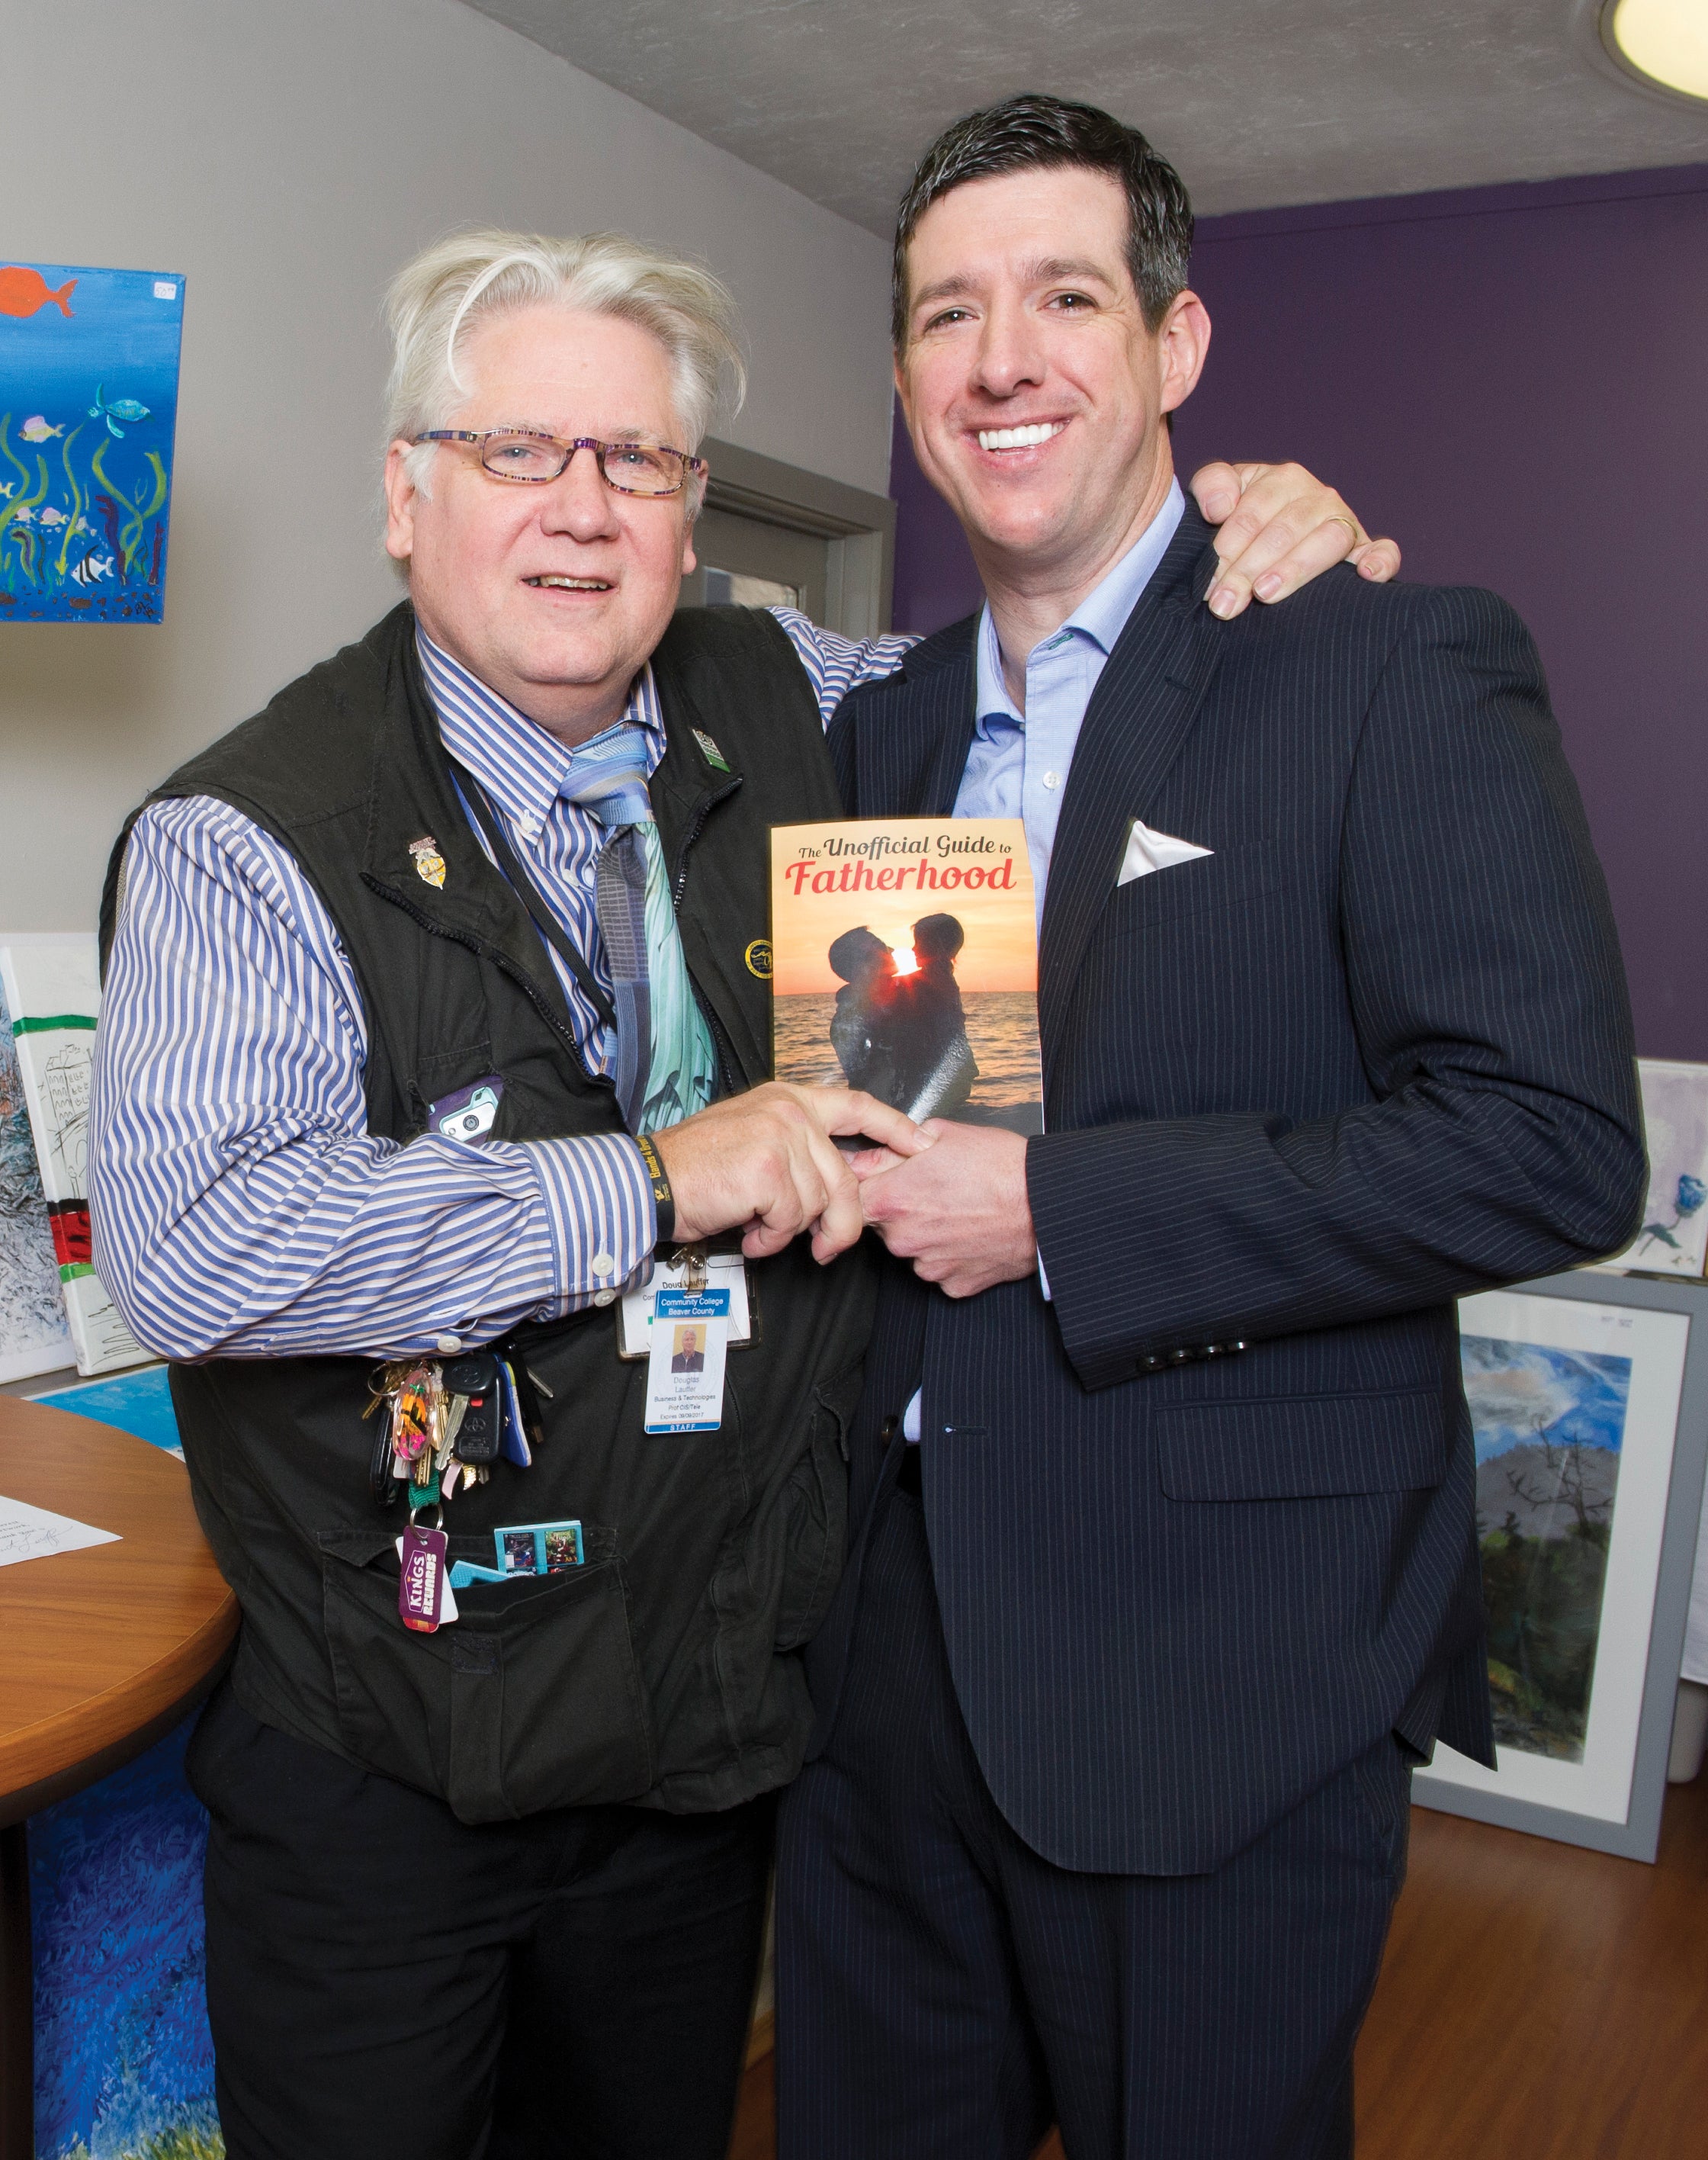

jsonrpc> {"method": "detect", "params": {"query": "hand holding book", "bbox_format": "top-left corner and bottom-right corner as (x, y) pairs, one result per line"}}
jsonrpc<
(650, 1080), (934, 1265)
(852, 1120), (1037, 1300)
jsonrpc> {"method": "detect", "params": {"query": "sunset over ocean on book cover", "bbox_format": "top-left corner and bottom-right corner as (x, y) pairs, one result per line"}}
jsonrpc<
(770, 817), (1042, 1134)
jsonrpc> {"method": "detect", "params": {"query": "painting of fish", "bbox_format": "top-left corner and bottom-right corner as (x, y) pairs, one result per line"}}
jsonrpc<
(0, 262), (181, 623)
(0, 265), (77, 319)
(88, 383), (152, 438)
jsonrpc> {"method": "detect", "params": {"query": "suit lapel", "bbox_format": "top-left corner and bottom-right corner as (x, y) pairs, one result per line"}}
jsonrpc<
(1037, 511), (1226, 1053)
(840, 618), (978, 818)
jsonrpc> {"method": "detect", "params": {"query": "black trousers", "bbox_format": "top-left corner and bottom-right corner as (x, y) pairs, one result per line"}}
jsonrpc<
(188, 1683), (773, 2160)
(775, 1472), (1411, 2160)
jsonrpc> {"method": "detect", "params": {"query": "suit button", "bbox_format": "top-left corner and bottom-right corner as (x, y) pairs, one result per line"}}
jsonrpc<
(880, 1415), (900, 1448)
(1169, 1347), (1193, 1364)
(1138, 1354), (1164, 1372)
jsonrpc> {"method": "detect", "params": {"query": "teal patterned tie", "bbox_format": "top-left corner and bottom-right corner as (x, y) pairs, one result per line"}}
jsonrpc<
(558, 727), (715, 1135)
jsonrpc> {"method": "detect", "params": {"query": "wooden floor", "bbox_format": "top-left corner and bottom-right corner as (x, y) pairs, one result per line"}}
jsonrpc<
(729, 1777), (1708, 2159)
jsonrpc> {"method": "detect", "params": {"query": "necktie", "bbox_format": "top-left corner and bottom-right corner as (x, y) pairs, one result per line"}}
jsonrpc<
(558, 727), (715, 1136)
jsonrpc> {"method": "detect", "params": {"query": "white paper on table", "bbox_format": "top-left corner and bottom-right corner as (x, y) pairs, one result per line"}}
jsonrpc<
(0, 1490), (120, 1570)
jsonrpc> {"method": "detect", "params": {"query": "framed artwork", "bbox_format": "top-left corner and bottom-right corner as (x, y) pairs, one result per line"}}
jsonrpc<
(1414, 1271), (1708, 1861)
(1, 259), (184, 624)
(1598, 1059), (1708, 1278)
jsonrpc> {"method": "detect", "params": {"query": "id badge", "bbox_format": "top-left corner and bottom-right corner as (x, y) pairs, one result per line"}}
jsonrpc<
(644, 1287), (730, 1433)
(618, 1254), (751, 1360)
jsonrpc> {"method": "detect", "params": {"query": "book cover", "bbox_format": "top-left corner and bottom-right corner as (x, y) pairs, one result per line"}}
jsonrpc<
(770, 817), (1042, 1135)
(0, 933), (149, 1375)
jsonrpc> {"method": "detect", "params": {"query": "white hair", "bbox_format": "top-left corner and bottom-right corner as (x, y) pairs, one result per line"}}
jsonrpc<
(384, 227), (746, 500)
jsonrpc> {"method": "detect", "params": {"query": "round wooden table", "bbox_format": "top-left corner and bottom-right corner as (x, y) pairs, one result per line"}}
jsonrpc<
(0, 1396), (238, 2160)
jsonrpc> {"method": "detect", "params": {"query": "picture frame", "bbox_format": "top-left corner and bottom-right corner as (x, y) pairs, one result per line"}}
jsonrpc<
(1597, 1058), (1708, 1278)
(1414, 1271), (1708, 1861)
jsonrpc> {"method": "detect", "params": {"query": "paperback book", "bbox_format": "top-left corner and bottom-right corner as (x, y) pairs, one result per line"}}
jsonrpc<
(769, 816), (1042, 1134)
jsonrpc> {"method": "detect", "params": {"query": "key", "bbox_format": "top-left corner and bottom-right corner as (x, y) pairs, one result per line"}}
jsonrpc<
(445, 1354), (502, 1466)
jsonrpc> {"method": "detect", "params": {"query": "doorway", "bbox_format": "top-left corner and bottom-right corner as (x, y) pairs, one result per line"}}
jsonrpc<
(677, 438), (896, 635)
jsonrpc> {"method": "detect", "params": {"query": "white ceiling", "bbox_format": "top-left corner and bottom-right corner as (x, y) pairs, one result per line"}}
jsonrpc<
(461, 0), (1708, 233)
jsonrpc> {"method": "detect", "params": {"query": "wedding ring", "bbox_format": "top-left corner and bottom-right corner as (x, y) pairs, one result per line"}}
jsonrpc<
(1324, 514), (1361, 548)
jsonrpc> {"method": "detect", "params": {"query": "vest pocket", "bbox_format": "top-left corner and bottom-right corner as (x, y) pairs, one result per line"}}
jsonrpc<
(773, 1367), (859, 1652)
(319, 1524), (655, 1822)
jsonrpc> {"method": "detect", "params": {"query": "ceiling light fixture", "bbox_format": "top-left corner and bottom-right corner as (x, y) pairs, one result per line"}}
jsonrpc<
(1601, 0), (1708, 103)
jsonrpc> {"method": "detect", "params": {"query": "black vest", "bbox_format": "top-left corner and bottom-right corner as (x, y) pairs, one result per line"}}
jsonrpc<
(101, 603), (873, 1821)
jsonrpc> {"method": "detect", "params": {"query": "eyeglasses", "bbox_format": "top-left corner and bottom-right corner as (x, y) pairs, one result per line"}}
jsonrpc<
(411, 429), (707, 497)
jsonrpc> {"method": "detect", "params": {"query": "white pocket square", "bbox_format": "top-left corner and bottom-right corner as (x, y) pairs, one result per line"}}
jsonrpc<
(1118, 819), (1214, 886)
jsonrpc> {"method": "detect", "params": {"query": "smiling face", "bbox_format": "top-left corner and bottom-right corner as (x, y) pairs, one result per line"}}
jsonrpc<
(895, 165), (1209, 609)
(384, 304), (698, 743)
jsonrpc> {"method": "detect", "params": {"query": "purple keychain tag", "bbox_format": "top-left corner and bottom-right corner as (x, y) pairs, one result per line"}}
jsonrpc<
(399, 1522), (449, 1632)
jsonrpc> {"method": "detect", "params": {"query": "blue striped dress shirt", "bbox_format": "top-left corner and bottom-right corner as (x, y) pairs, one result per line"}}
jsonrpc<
(89, 611), (912, 1362)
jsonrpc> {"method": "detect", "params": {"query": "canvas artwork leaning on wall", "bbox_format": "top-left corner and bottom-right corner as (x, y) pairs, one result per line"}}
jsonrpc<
(0, 261), (183, 624)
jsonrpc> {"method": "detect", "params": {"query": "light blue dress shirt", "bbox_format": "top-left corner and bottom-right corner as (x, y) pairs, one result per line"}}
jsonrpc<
(955, 479), (1185, 914)
(903, 480), (1186, 1442)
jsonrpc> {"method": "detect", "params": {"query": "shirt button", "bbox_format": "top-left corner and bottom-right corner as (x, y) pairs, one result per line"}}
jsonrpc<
(592, 1288), (616, 1307)
(1042, 770), (1061, 790)
(591, 1251), (616, 1278)
(518, 816), (542, 842)
(435, 1334), (462, 1353)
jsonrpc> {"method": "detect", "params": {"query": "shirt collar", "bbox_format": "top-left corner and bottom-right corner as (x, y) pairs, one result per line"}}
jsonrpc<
(415, 628), (666, 828)
(974, 477), (1186, 731)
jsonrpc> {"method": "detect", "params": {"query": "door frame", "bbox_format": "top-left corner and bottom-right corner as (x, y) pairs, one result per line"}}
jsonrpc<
(691, 438), (896, 638)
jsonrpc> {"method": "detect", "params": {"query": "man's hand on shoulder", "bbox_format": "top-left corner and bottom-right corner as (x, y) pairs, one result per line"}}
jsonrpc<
(1192, 461), (1401, 619)
(852, 1120), (1035, 1298)
(652, 1082), (933, 1265)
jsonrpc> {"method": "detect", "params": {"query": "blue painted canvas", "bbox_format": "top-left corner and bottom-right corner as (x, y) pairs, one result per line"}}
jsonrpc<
(31, 1364), (181, 1457)
(30, 1715), (221, 2159)
(24, 1373), (223, 2154)
(0, 262), (184, 625)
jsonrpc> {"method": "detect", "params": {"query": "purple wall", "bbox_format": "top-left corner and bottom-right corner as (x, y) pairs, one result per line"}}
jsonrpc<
(887, 164), (1708, 1061)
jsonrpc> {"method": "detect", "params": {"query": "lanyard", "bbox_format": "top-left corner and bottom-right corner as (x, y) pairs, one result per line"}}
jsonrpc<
(446, 760), (620, 1037)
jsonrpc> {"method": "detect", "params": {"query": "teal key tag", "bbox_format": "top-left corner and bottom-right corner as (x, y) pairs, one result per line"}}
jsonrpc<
(644, 1286), (730, 1433)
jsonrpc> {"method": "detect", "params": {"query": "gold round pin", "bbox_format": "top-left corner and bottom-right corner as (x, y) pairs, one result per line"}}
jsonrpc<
(744, 938), (772, 981)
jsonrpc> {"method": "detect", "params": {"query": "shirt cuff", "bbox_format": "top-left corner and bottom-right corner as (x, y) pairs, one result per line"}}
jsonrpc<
(525, 1133), (657, 1317)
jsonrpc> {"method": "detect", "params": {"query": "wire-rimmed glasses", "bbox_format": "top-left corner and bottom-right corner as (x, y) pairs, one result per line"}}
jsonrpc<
(410, 429), (706, 497)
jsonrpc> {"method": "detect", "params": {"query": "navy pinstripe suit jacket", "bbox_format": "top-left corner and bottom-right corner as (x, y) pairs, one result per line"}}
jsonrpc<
(811, 505), (1645, 1876)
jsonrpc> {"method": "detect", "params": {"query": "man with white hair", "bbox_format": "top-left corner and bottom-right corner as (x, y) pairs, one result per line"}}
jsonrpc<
(89, 223), (1389, 2159)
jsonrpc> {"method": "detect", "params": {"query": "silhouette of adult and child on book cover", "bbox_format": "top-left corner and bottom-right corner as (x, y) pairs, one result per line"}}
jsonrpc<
(828, 913), (980, 1124)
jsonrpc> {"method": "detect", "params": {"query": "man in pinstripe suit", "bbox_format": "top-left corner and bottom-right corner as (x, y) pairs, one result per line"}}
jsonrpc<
(775, 95), (1646, 2159)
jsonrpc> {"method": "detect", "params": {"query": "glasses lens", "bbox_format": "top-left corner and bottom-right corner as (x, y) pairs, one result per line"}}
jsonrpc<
(480, 432), (566, 482)
(600, 441), (683, 497)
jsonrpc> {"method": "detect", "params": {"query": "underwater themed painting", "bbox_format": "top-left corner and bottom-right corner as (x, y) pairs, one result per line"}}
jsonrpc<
(1, 261), (184, 625)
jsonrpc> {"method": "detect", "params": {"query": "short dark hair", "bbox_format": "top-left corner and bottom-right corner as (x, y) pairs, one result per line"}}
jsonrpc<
(891, 93), (1194, 349)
